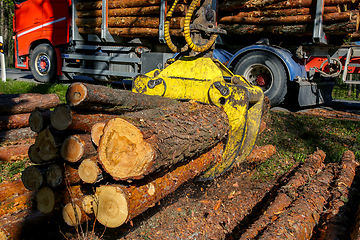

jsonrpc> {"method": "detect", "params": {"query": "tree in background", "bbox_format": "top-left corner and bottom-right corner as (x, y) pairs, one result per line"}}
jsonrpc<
(0, 0), (14, 67)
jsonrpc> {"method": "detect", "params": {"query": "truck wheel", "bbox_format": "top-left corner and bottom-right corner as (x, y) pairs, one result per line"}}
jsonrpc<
(30, 44), (57, 83)
(233, 50), (288, 106)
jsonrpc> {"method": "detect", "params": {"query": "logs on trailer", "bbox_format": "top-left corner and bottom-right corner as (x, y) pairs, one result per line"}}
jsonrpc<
(0, 113), (30, 130)
(75, 0), (162, 10)
(66, 82), (179, 113)
(0, 93), (60, 114)
(78, 27), (183, 37)
(97, 101), (228, 180)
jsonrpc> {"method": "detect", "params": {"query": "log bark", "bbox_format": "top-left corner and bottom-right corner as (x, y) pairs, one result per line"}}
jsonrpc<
(258, 163), (336, 240)
(66, 82), (179, 113)
(240, 144), (276, 168)
(219, 6), (339, 21)
(0, 191), (36, 218)
(29, 109), (51, 133)
(78, 27), (182, 37)
(240, 150), (326, 239)
(0, 179), (30, 203)
(77, 4), (186, 18)
(50, 105), (116, 132)
(60, 134), (97, 162)
(219, 11), (357, 24)
(0, 113), (30, 130)
(91, 122), (105, 147)
(76, 16), (184, 29)
(98, 101), (229, 180)
(317, 150), (359, 240)
(0, 93), (60, 114)
(76, 0), (161, 11)
(0, 144), (31, 162)
(94, 143), (224, 228)
(0, 127), (37, 143)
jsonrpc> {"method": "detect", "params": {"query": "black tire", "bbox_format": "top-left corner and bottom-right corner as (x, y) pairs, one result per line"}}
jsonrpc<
(30, 44), (57, 83)
(233, 50), (288, 106)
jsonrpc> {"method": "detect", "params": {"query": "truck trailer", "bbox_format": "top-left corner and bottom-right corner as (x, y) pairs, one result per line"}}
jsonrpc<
(13, 0), (360, 106)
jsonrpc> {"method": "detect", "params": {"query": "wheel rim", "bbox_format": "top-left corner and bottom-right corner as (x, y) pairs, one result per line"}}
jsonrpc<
(35, 53), (51, 76)
(243, 64), (273, 94)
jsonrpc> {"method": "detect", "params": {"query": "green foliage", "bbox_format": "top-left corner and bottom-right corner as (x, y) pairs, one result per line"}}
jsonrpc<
(0, 160), (26, 183)
(0, 79), (68, 103)
(333, 78), (360, 101)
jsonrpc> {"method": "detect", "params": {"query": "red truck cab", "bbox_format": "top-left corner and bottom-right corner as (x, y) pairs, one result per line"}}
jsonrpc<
(13, 0), (71, 82)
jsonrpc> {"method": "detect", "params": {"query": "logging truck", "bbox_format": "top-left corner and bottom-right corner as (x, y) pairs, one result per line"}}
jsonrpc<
(12, 0), (360, 106)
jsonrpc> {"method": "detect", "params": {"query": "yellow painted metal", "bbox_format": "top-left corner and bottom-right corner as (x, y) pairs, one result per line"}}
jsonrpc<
(132, 55), (264, 180)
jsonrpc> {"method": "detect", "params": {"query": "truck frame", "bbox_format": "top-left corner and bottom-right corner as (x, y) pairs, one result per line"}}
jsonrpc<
(13, 0), (360, 106)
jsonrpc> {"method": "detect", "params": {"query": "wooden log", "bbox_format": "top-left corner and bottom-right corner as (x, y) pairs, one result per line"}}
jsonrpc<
(36, 187), (55, 214)
(60, 134), (97, 162)
(78, 27), (183, 37)
(219, 6), (339, 21)
(219, 11), (357, 24)
(76, 16), (184, 29)
(78, 156), (105, 184)
(0, 144), (31, 162)
(0, 113), (30, 130)
(0, 93), (60, 114)
(94, 143), (224, 228)
(239, 150), (326, 239)
(76, 0), (161, 11)
(0, 191), (36, 218)
(32, 128), (59, 161)
(29, 109), (51, 133)
(77, 4), (187, 18)
(258, 163), (336, 240)
(66, 82), (179, 113)
(0, 179), (30, 203)
(21, 165), (45, 191)
(317, 150), (359, 240)
(241, 144), (276, 166)
(50, 105), (116, 132)
(0, 127), (37, 143)
(91, 122), (105, 147)
(98, 101), (229, 180)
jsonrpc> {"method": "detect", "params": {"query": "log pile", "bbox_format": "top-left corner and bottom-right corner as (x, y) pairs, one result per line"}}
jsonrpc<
(0, 93), (60, 162)
(218, 0), (360, 38)
(75, 0), (360, 40)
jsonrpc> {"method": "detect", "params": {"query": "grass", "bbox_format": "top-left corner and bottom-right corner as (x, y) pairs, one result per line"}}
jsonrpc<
(0, 79), (68, 103)
(332, 80), (360, 101)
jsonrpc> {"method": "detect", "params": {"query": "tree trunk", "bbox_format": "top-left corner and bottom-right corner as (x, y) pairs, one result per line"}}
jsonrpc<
(98, 101), (229, 180)
(29, 109), (51, 133)
(0, 93), (60, 114)
(60, 134), (97, 162)
(78, 27), (182, 37)
(0, 144), (31, 162)
(76, 0), (161, 11)
(66, 82), (179, 113)
(50, 105), (116, 132)
(0, 127), (37, 144)
(94, 143), (224, 228)
(0, 113), (30, 130)
(76, 16), (184, 29)
(259, 163), (335, 240)
(240, 150), (326, 239)
(77, 4), (186, 18)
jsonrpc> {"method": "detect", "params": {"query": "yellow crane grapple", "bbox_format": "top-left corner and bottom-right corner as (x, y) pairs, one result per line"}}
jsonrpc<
(132, 0), (265, 180)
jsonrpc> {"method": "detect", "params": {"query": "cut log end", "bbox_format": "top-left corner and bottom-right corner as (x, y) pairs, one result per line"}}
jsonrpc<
(82, 195), (95, 214)
(35, 128), (58, 161)
(51, 105), (72, 131)
(66, 82), (88, 106)
(0, 229), (7, 240)
(98, 118), (154, 180)
(63, 203), (82, 226)
(79, 159), (101, 184)
(60, 135), (84, 162)
(93, 185), (128, 228)
(21, 166), (43, 191)
(91, 122), (105, 147)
(28, 144), (43, 164)
(46, 164), (63, 188)
(29, 110), (44, 133)
(36, 187), (55, 214)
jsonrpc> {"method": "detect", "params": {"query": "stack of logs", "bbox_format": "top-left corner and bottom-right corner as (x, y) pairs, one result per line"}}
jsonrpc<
(218, 0), (360, 38)
(75, 0), (360, 40)
(0, 82), (274, 239)
(0, 93), (60, 162)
